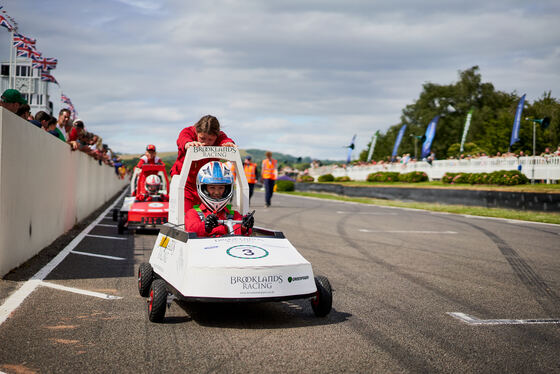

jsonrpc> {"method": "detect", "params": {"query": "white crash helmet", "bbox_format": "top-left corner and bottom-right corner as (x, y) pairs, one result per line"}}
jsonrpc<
(145, 174), (161, 194)
(196, 161), (234, 212)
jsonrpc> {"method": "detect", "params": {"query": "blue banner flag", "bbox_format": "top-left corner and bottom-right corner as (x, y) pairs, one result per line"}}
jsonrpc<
(421, 115), (440, 159)
(510, 94), (526, 146)
(392, 125), (407, 158)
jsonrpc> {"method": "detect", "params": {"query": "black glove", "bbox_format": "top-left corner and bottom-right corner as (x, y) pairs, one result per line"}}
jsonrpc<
(242, 214), (254, 229)
(205, 214), (219, 233)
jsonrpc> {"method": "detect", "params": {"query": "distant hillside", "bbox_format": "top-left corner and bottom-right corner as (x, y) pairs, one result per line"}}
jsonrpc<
(118, 151), (177, 161)
(118, 149), (340, 170)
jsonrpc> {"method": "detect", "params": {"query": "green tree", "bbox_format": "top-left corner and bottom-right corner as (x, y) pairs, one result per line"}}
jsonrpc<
(359, 66), (560, 160)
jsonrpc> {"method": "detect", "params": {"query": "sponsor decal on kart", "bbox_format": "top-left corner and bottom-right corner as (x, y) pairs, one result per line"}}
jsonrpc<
(226, 245), (268, 259)
(231, 275), (283, 292)
(148, 202), (164, 208)
(147, 209), (164, 212)
(159, 236), (170, 248)
(288, 275), (309, 283)
(156, 238), (175, 263)
(193, 146), (237, 160)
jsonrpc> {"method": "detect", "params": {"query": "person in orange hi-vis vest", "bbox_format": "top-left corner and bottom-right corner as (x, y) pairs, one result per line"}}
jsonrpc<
(243, 155), (258, 203)
(261, 151), (278, 208)
(226, 161), (237, 181)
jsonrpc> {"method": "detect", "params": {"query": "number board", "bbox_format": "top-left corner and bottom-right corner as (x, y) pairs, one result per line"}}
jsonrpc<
(226, 245), (269, 259)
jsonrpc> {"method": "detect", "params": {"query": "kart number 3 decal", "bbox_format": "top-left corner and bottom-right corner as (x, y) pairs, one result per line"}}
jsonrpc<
(227, 245), (269, 259)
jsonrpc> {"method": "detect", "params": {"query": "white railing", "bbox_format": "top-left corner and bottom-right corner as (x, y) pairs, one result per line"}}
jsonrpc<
(308, 156), (560, 183)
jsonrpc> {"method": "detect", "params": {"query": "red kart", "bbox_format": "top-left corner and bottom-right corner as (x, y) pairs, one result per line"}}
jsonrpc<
(114, 164), (170, 234)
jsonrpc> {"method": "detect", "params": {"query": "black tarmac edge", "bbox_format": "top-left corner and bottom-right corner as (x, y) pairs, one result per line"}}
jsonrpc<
(295, 182), (560, 212)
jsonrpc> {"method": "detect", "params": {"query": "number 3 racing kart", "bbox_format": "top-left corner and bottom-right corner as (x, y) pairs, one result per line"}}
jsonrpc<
(113, 164), (170, 234)
(137, 146), (333, 322)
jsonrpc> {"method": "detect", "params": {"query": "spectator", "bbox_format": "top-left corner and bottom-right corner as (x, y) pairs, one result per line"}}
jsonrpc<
(261, 151), (278, 208)
(16, 103), (31, 120)
(136, 144), (164, 168)
(57, 108), (72, 140)
(541, 147), (553, 158)
(43, 116), (60, 138)
(28, 119), (42, 128)
(35, 111), (65, 141)
(169, 115), (236, 215)
(0, 89), (26, 114)
(243, 155), (258, 203)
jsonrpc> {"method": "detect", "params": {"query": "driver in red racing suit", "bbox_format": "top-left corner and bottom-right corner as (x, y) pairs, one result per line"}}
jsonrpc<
(185, 161), (253, 237)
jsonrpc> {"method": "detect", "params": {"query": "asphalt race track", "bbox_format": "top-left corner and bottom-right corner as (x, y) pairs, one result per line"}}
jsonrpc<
(0, 190), (559, 373)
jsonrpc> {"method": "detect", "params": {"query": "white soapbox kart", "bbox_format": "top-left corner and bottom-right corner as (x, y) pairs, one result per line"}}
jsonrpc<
(138, 146), (332, 323)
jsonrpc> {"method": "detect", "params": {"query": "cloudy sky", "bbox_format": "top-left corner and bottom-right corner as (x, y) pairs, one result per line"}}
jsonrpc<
(1, 0), (559, 159)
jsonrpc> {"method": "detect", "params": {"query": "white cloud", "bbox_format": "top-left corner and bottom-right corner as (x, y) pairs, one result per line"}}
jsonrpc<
(0, 0), (558, 160)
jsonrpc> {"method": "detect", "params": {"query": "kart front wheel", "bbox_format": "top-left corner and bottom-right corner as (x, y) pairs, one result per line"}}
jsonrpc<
(112, 209), (118, 222)
(311, 275), (332, 317)
(148, 279), (167, 323)
(138, 262), (153, 297)
(117, 215), (126, 234)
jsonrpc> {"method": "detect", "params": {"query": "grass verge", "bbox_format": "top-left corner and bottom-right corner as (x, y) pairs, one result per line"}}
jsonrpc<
(280, 191), (560, 225)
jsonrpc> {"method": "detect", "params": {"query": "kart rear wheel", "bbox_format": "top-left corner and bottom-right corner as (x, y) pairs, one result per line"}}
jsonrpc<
(112, 209), (118, 222)
(311, 275), (332, 317)
(138, 262), (153, 297)
(147, 279), (167, 323)
(117, 215), (126, 234)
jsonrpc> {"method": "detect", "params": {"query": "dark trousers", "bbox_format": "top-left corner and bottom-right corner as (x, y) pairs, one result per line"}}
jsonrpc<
(264, 179), (275, 206)
(248, 183), (255, 201)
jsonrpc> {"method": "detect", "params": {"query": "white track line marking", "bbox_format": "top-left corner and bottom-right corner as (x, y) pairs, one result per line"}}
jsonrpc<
(0, 188), (128, 326)
(40, 281), (122, 300)
(71, 250), (126, 261)
(447, 312), (560, 325)
(96, 223), (117, 227)
(85, 234), (127, 240)
(359, 229), (457, 234)
(336, 211), (397, 215)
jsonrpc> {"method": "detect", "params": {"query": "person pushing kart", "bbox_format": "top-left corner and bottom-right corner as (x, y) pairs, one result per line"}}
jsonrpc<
(185, 161), (254, 237)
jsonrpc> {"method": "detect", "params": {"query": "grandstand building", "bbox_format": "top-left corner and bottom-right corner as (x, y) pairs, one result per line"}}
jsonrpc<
(0, 57), (53, 114)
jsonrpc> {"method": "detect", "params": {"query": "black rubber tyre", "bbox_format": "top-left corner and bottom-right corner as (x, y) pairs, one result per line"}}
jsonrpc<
(112, 209), (118, 222)
(311, 275), (332, 317)
(117, 215), (126, 234)
(138, 263), (153, 297)
(148, 279), (167, 323)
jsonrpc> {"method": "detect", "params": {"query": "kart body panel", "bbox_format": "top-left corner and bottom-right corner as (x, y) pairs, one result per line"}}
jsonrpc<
(150, 224), (316, 300)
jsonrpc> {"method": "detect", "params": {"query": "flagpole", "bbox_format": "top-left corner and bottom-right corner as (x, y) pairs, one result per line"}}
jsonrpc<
(28, 57), (32, 105)
(9, 30), (13, 89)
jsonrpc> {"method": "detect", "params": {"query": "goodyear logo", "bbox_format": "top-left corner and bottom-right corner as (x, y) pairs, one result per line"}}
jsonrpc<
(159, 236), (170, 248)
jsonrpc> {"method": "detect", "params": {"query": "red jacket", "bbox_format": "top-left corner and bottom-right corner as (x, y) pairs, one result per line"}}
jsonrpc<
(170, 125), (234, 197)
(185, 203), (250, 237)
(136, 155), (163, 169)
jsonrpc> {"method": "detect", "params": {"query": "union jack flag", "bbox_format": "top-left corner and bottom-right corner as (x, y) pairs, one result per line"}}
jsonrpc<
(65, 104), (77, 120)
(14, 33), (36, 46)
(32, 57), (57, 71)
(17, 45), (41, 59)
(61, 93), (73, 105)
(0, 14), (12, 31)
(41, 71), (58, 84)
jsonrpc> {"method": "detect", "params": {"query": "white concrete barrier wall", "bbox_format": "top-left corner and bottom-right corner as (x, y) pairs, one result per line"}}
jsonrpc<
(309, 156), (560, 183)
(0, 108), (128, 277)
